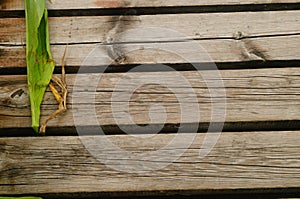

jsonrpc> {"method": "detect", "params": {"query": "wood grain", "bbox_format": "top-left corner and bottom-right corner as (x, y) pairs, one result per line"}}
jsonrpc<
(1, 0), (299, 10)
(1, 11), (299, 71)
(1, 11), (300, 45)
(1, 35), (299, 69)
(0, 0), (299, 197)
(0, 68), (299, 131)
(0, 131), (299, 196)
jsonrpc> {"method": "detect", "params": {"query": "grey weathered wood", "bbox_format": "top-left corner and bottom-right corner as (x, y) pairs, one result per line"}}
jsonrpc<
(1, 0), (299, 10)
(1, 35), (299, 68)
(1, 11), (300, 45)
(1, 11), (299, 69)
(0, 0), (299, 197)
(0, 131), (299, 196)
(0, 68), (299, 130)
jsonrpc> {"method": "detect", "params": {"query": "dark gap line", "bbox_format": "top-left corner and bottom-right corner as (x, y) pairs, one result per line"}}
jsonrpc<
(2, 188), (300, 199)
(1, 3), (300, 18)
(0, 61), (299, 76)
(1, 120), (299, 137)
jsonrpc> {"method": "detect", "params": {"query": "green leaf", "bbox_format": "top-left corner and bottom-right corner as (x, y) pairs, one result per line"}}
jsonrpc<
(25, 0), (55, 133)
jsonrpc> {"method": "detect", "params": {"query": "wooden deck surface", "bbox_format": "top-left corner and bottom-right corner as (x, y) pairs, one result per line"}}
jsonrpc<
(0, 0), (300, 198)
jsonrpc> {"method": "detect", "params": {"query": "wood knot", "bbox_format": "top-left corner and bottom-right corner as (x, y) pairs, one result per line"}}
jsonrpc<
(0, 88), (29, 108)
(10, 88), (24, 98)
(233, 31), (246, 40)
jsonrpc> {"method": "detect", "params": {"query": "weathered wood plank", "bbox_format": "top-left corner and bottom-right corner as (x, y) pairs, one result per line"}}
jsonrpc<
(1, 11), (300, 45)
(0, 131), (299, 196)
(1, 0), (299, 10)
(1, 11), (299, 71)
(0, 68), (299, 131)
(1, 36), (299, 69)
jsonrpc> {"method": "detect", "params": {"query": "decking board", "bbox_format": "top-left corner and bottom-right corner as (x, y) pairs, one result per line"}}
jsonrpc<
(0, 68), (299, 132)
(1, 11), (299, 72)
(1, 35), (299, 70)
(1, 11), (300, 45)
(0, 131), (299, 196)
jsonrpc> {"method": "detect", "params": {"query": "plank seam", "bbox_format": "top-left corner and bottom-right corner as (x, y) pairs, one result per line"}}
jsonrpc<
(1, 3), (300, 18)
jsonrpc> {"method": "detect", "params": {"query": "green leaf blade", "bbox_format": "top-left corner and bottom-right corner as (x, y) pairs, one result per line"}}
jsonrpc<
(25, 0), (55, 133)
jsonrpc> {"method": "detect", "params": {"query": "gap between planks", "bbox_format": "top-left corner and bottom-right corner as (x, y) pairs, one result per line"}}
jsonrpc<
(1, 0), (300, 17)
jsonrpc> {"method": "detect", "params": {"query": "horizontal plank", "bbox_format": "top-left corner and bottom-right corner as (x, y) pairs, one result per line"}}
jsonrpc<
(1, 0), (299, 11)
(0, 131), (300, 196)
(1, 11), (300, 45)
(0, 68), (299, 132)
(1, 36), (299, 70)
(1, 11), (299, 72)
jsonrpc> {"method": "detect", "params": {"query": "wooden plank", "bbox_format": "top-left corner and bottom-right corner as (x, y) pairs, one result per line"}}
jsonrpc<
(1, 36), (299, 69)
(1, 0), (299, 11)
(1, 11), (299, 70)
(0, 68), (299, 131)
(0, 131), (300, 196)
(1, 11), (300, 45)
